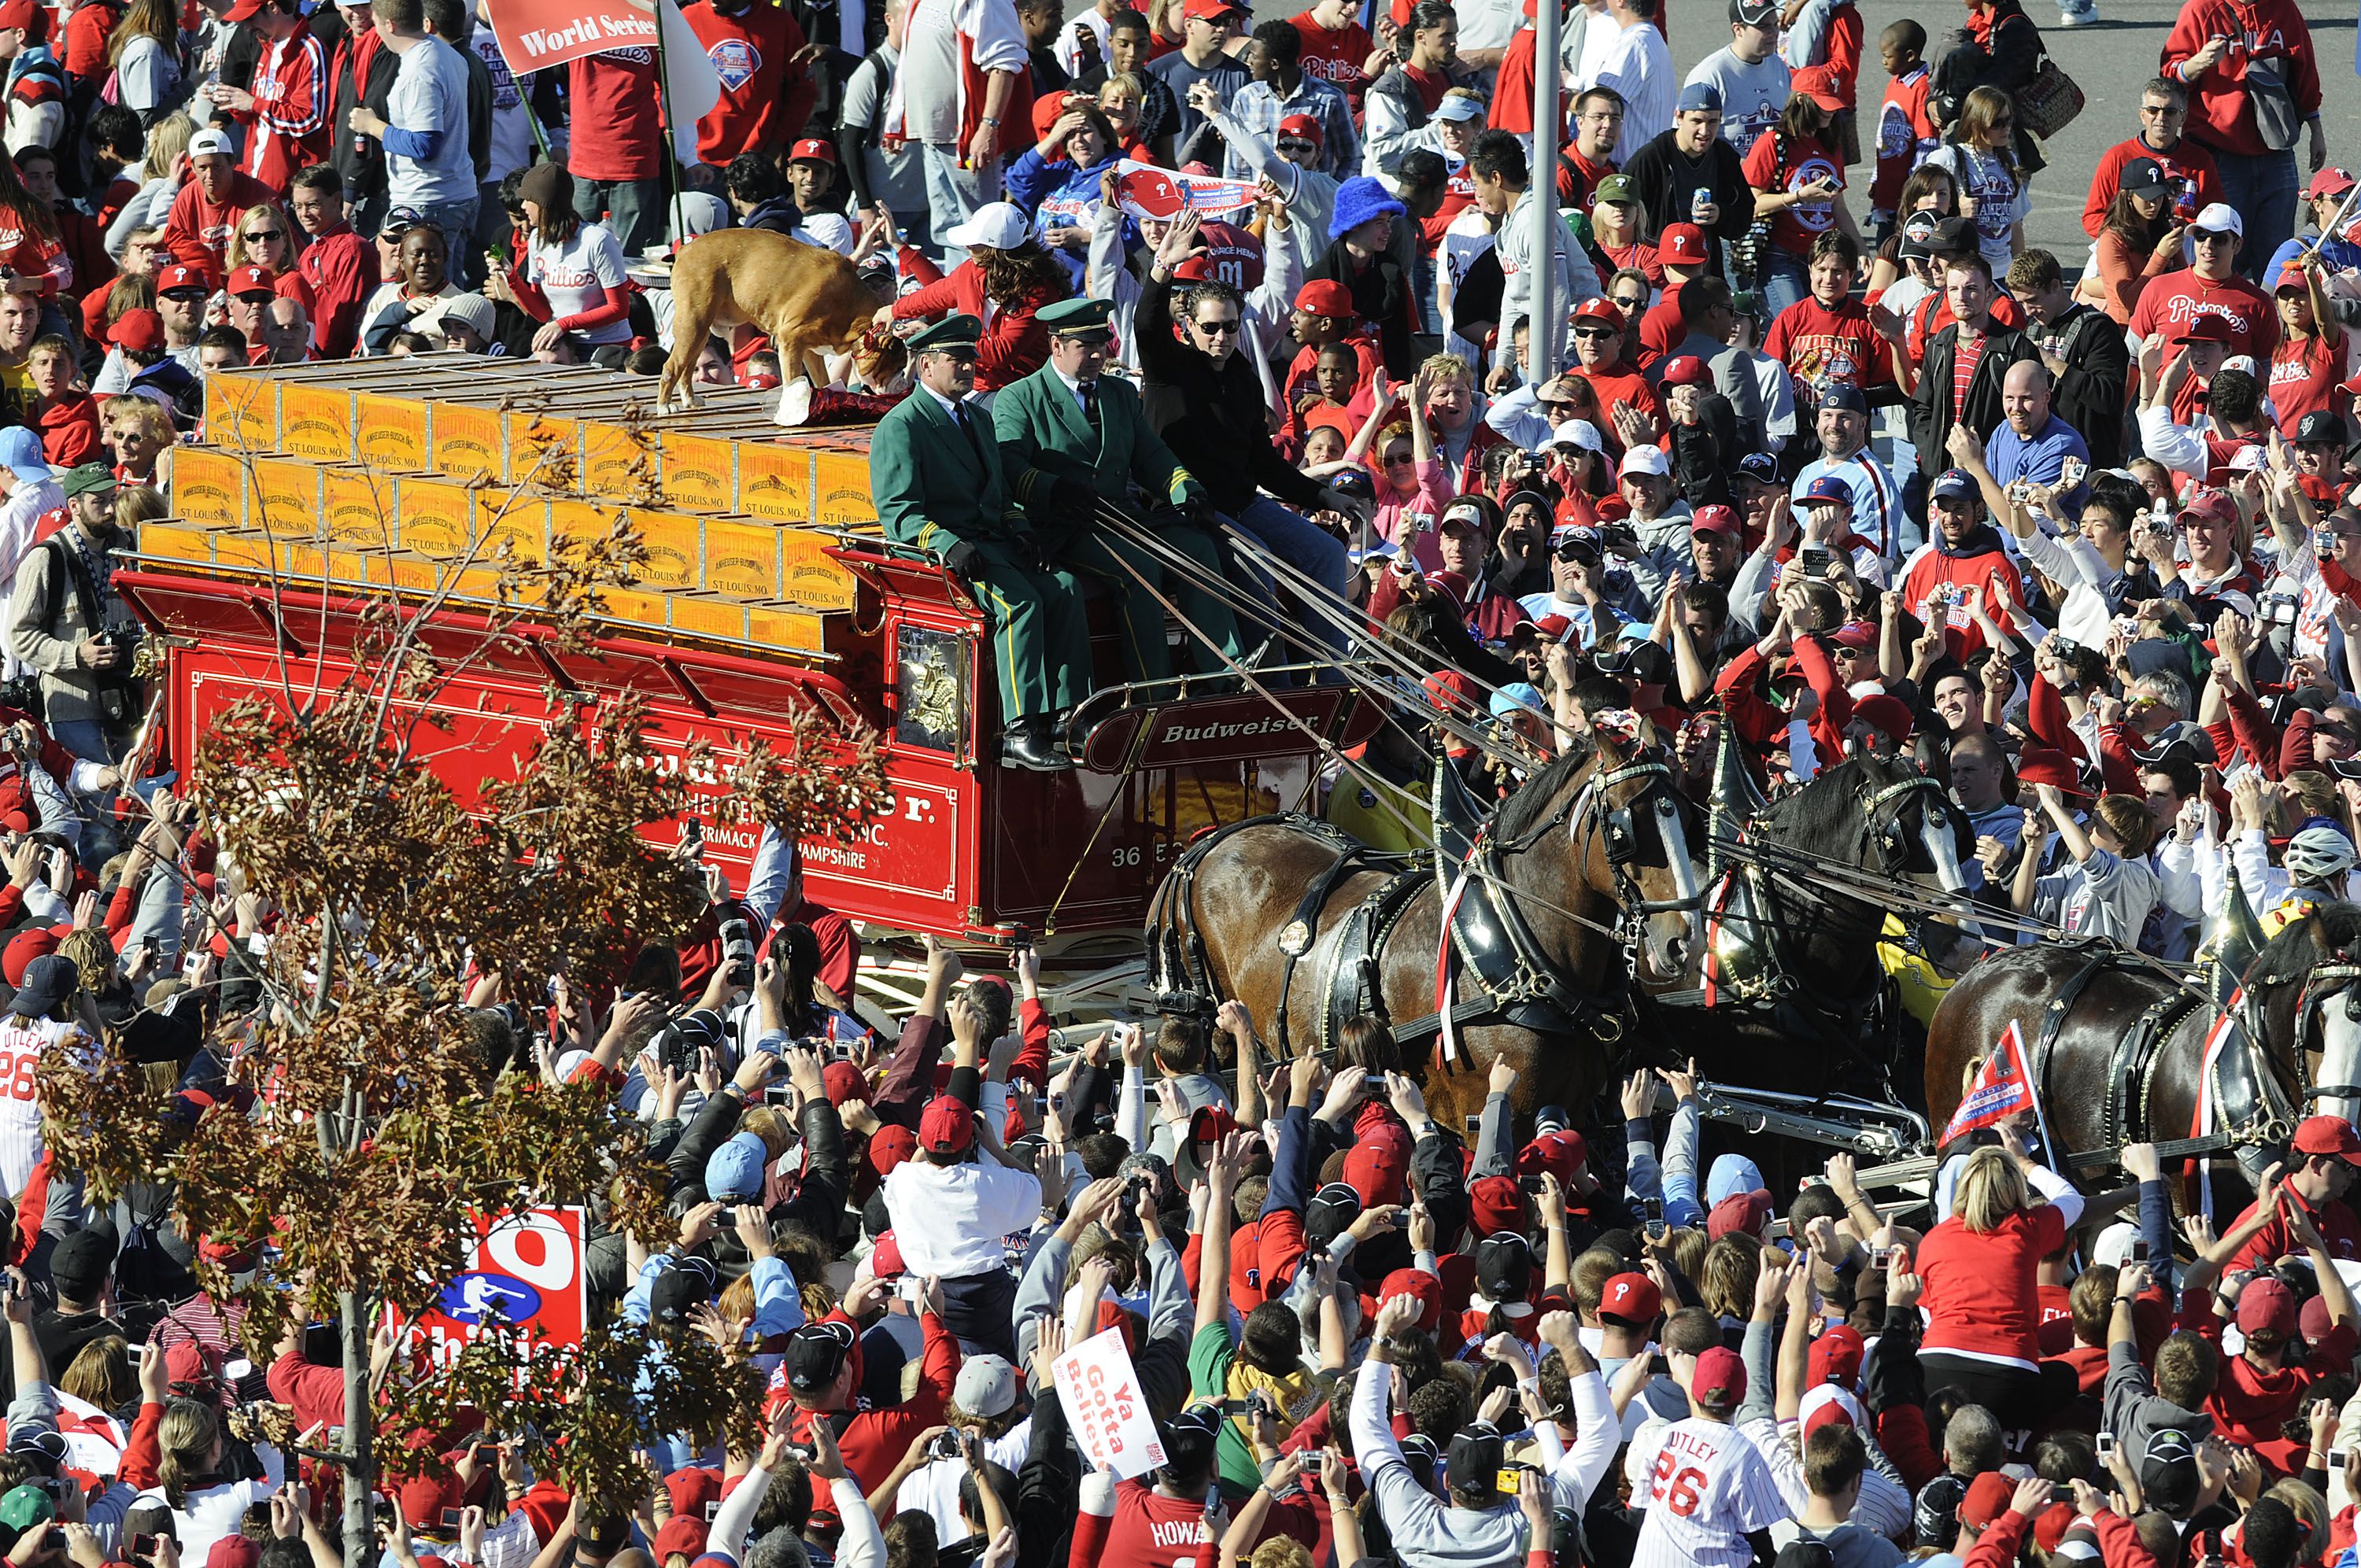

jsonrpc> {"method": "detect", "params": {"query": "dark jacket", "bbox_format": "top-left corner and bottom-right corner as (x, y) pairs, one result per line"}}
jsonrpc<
(1668, 393), (1742, 510)
(1310, 237), (1414, 378)
(326, 22), (397, 201)
(742, 194), (802, 234)
(2034, 301), (2133, 469)
(1932, 0), (2049, 173)
(456, 33), (493, 183)
(1908, 319), (2041, 477)
(1137, 273), (1325, 516)
(1621, 129), (1753, 278)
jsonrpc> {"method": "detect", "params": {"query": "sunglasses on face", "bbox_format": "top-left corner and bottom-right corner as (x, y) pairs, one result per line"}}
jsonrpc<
(1384, 452), (1414, 466)
(1195, 319), (1240, 337)
(1610, 294), (1646, 308)
(1572, 325), (1616, 339)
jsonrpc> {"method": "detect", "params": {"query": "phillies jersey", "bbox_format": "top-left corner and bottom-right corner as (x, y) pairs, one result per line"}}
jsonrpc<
(1625, 1417), (1790, 1568)
(0, 1016), (87, 1198)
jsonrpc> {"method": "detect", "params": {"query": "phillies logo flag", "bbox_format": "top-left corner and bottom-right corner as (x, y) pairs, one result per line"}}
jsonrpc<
(1941, 1020), (2038, 1145)
(1112, 159), (1262, 224)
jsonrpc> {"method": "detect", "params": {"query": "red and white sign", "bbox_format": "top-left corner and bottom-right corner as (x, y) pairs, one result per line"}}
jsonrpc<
(1112, 159), (1260, 224)
(396, 1207), (590, 1367)
(1052, 1326), (1165, 1480)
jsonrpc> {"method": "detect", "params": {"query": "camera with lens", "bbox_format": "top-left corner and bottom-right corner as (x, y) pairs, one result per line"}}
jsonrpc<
(92, 622), (142, 725)
(652, 1015), (696, 1076)
(719, 916), (755, 987)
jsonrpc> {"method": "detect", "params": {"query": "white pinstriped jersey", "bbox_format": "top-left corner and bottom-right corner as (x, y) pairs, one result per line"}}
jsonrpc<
(0, 1016), (88, 1198)
(1624, 1416), (1793, 1568)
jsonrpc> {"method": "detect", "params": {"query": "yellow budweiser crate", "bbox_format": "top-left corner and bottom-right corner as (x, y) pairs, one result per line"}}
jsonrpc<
(547, 496), (628, 560)
(778, 527), (854, 611)
(580, 420), (657, 501)
(203, 374), (275, 452)
(506, 410), (582, 481)
(811, 447), (871, 529)
(320, 467), (398, 551)
(248, 456), (323, 540)
(659, 430), (737, 514)
(430, 400), (509, 481)
(356, 392), (430, 471)
(596, 585), (669, 630)
(745, 600), (829, 654)
(171, 447), (246, 529)
(700, 516), (781, 600)
(622, 507), (700, 591)
(736, 441), (812, 523)
(667, 591), (749, 643)
(471, 485), (548, 567)
(396, 474), (473, 559)
(211, 529), (275, 572)
(279, 382), (359, 463)
(135, 518), (217, 566)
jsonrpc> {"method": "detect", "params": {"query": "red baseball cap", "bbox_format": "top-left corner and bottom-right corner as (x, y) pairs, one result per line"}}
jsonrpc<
(2173, 314), (2234, 346)
(222, 0), (263, 20)
(227, 264), (275, 298)
(2032, 1504), (2078, 1555)
(1790, 63), (1845, 111)
(1277, 113), (1324, 143)
(788, 138), (835, 164)
(1808, 1323), (1865, 1387)
(2292, 1113), (2361, 1163)
(1660, 222), (1709, 265)
(917, 1094), (974, 1154)
(1706, 1190), (1772, 1240)
(868, 1230), (905, 1278)
(1959, 1472), (2016, 1530)
(1599, 1271), (1662, 1325)
(1690, 504), (1741, 538)
(1295, 279), (1353, 316)
(866, 1123), (916, 1178)
(2236, 1275), (2300, 1337)
(2014, 745), (2089, 796)
(108, 308), (164, 352)
(650, 1518), (708, 1564)
(1657, 354), (1711, 386)
(1379, 1266), (1443, 1331)
(1466, 1174), (1524, 1237)
(2307, 166), (2357, 201)
(156, 264), (208, 296)
(1515, 1127), (1589, 1183)
(0, 0), (44, 35)
(1852, 692), (1915, 743)
(2175, 489), (2239, 528)
(1180, 0), (1244, 19)
(1691, 1345), (1746, 1408)
(820, 1060), (866, 1105)
(1572, 296), (1621, 326)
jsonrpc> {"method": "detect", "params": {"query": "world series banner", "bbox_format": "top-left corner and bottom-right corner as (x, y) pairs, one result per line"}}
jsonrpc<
(482, 0), (718, 165)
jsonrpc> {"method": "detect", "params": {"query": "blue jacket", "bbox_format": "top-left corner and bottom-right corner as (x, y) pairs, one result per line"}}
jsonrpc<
(1006, 147), (1124, 285)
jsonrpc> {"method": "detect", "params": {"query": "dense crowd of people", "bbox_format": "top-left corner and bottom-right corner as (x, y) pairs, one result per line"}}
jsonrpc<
(0, 2), (2346, 1568)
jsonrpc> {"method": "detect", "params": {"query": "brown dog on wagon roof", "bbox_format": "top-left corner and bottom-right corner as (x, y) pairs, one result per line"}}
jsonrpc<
(657, 229), (907, 415)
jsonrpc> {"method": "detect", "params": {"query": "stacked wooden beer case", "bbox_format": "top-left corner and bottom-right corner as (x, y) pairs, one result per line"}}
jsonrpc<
(148, 360), (882, 660)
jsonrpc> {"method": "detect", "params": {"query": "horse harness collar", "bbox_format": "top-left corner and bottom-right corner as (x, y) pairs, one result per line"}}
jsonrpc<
(1147, 753), (1687, 1062)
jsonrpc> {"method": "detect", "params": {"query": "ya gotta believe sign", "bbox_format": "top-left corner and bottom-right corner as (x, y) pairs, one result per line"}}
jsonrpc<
(1053, 1326), (1166, 1480)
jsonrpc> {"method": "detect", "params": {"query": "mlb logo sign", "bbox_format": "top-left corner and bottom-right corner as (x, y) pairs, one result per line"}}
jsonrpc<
(393, 1207), (590, 1365)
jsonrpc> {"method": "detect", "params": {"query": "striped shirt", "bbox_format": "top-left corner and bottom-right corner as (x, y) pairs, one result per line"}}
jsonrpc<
(1626, 1416), (1792, 1568)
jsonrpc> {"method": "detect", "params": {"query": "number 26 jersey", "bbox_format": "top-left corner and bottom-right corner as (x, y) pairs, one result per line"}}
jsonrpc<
(1624, 1415), (1790, 1568)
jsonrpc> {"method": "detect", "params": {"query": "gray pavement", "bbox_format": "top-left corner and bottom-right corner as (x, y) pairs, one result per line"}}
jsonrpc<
(1238, 0), (2361, 264)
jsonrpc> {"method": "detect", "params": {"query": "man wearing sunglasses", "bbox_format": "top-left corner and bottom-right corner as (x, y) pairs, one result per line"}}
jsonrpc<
(1138, 216), (1360, 664)
(2128, 203), (2278, 364)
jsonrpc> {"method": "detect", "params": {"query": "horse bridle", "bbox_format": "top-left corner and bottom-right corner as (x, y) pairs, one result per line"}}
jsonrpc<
(2243, 947), (2361, 1109)
(1580, 757), (1701, 918)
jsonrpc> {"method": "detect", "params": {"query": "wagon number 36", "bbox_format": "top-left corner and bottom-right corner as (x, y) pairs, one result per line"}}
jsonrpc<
(1648, 1451), (1706, 1517)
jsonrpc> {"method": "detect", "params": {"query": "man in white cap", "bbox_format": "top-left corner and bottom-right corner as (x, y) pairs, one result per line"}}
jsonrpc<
(1616, 442), (1694, 602)
(2127, 202), (2278, 362)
